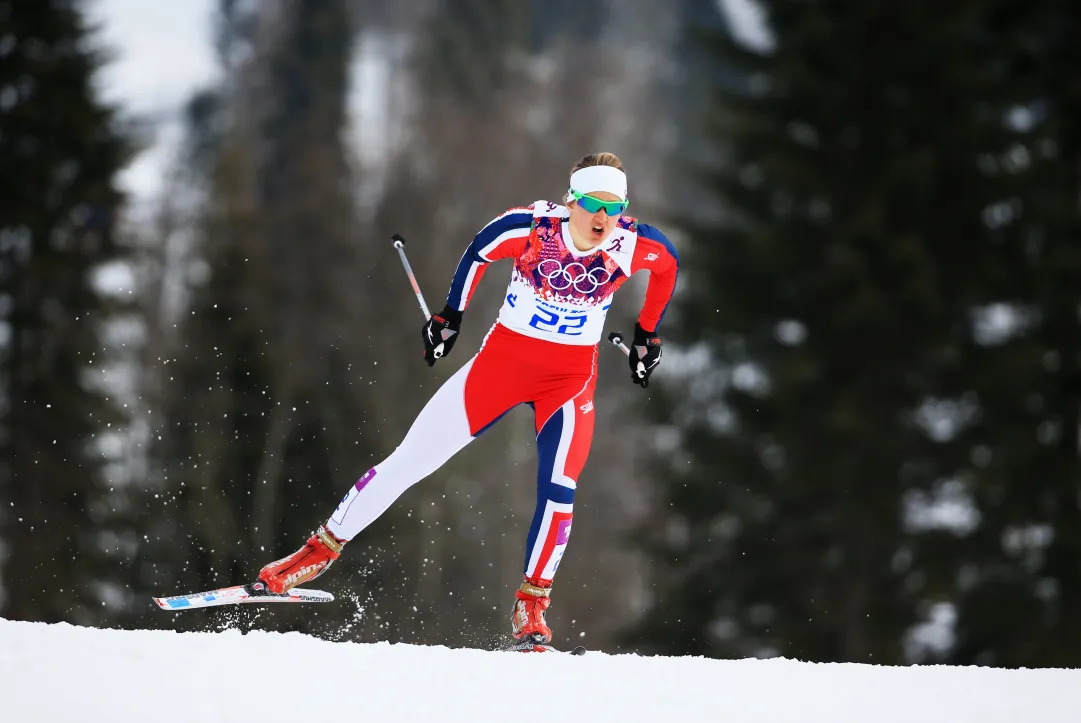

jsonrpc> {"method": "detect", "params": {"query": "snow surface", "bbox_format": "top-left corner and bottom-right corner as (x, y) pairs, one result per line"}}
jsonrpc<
(2, 617), (1078, 722)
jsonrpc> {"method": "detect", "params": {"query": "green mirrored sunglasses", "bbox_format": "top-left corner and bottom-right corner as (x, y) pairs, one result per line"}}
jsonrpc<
(569, 190), (628, 216)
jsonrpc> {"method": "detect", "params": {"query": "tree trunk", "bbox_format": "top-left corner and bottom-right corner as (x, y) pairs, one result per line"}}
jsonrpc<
(252, 383), (293, 561)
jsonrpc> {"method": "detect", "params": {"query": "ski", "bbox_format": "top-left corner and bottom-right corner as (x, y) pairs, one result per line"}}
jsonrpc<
(507, 636), (587, 655)
(153, 581), (334, 611)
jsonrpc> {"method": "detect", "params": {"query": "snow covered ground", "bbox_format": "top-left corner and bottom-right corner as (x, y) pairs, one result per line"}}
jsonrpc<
(2, 617), (1078, 723)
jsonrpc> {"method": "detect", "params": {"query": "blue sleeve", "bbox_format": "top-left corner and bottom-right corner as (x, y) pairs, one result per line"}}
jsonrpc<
(447, 208), (534, 311)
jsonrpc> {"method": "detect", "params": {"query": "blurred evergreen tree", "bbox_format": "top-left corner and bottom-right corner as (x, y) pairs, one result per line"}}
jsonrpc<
(417, 0), (529, 107)
(0, 0), (136, 622)
(145, 0), (378, 638)
(625, 0), (1081, 665)
(938, 0), (1081, 667)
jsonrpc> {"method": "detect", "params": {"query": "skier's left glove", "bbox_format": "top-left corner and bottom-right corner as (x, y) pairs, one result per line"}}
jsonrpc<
(422, 305), (462, 367)
(629, 322), (662, 388)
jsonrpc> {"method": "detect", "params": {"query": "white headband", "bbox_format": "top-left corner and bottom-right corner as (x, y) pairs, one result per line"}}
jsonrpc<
(569, 165), (628, 201)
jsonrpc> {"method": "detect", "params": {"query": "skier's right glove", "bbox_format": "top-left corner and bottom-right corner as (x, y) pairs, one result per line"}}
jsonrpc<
(422, 305), (462, 366)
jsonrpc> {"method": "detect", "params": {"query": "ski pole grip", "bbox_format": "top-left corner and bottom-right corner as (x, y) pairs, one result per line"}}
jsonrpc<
(607, 331), (631, 357)
(608, 331), (644, 376)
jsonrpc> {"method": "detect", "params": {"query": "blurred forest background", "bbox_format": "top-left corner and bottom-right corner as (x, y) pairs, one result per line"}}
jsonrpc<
(3, 0), (1081, 667)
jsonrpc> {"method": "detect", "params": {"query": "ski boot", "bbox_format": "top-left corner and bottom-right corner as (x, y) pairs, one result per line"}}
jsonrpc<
(511, 578), (553, 648)
(258, 525), (345, 594)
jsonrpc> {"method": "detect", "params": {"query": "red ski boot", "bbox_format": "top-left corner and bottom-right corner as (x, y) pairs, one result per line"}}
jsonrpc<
(259, 525), (345, 593)
(511, 578), (553, 644)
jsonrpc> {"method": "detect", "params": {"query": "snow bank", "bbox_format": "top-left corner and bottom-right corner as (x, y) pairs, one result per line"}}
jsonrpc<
(1, 618), (1077, 722)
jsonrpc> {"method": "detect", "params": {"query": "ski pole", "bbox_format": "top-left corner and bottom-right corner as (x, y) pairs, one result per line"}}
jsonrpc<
(391, 233), (432, 320)
(391, 233), (444, 359)
(607, 331), (646, 379)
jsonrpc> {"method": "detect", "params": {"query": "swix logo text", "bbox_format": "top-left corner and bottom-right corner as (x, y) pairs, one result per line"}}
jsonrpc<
(579, 400), (594, 414)
(645, 252), (659, 262)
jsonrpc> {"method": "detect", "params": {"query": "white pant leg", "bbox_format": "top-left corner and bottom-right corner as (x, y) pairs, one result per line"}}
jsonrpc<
(326, 357), (477, 541)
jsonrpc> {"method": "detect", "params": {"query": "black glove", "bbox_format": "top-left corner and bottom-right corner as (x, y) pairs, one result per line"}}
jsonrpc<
(629, 322), (662, 388)
(422, 305), (462, 367)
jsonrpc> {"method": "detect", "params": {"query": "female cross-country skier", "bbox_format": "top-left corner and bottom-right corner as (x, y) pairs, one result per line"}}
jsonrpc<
(257, 152), (679, 647)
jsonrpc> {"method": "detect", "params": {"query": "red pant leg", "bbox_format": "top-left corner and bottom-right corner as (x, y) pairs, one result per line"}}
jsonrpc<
(462, 329), (531, 435)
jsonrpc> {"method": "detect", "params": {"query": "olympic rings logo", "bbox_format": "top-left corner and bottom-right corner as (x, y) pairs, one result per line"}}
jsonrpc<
(537, 259), (612, 294)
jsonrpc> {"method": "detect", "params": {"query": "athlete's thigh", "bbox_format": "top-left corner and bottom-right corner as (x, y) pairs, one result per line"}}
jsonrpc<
(462, 335), (531, 435)
(533, 373), (597, 483)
